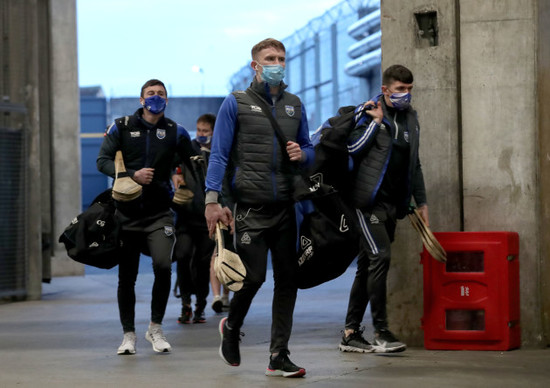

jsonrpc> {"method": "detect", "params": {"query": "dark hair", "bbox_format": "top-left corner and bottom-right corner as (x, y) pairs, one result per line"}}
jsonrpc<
(140, 79), (167, 98)
(251, 38), (286, 60)
(197, 113), (216, 129)
(382, 65), (414, 85)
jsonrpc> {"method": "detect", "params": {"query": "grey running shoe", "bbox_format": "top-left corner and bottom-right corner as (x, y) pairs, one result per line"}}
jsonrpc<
(339, 330), (375, 353)
(117, 332), (136, 355)
(265, 351), (306, 378)
(373, 329), (406, 353)
(145, 324), (171, 353)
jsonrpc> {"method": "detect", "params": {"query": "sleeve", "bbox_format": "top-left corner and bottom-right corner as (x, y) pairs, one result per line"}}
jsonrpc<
(96, 121), (120, 178)
(296, 103), (314, 167)
(346, 103), (383, 157)
(412, 155), (427, 207)
(205, 94), (238, 197)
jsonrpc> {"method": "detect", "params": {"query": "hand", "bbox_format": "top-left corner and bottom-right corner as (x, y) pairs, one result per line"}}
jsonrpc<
(172, 174), (184, 189)
(205, 203), (233, 238)
(417, 204), (430, 227)
(364, 100), (383, 123)
(286, 141), (303, 162)
(133, 168), (155, 185)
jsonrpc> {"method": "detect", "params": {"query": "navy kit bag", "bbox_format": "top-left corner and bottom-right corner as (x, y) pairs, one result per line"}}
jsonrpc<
(293, 105), (362, 288)
(58, 189), (123, 269)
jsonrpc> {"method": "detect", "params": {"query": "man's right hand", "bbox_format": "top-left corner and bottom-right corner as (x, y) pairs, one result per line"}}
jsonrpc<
(133, 168), (155, 185)
(205, 203), (233, 238)
(364, 100), (383, 124)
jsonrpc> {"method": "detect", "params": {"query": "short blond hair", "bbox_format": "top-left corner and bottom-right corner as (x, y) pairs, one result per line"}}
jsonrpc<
(251, 38), (286, 60)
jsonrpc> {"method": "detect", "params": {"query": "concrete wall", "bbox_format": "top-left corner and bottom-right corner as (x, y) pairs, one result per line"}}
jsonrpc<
(49, 0), (83, 277)
(380, 0), (462, 345)
(381, 0), (548, 346)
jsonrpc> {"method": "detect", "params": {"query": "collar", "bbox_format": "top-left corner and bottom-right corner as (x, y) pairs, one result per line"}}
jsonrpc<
(250, 77), (288, 102)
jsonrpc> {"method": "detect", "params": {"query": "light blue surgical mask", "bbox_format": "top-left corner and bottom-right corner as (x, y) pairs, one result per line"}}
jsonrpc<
(258, 64), (285, 86)
(196, 135), (212, 145)
(143, 95), (167, 114)
(389, 92), (411, 110)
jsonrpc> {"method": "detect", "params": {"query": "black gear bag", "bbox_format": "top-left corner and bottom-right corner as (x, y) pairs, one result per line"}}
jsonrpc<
(58, 189), (122, 269)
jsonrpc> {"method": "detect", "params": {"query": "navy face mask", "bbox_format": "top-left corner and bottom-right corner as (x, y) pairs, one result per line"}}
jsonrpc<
(196, 135), (212, 145)
(143, 95), (167, 114)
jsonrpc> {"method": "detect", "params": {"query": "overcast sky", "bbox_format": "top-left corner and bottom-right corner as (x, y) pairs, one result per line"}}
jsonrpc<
(77, 0), (343, 98)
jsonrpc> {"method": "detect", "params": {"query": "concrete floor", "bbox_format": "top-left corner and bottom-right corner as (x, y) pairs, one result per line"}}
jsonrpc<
(1, 265), (549, 388)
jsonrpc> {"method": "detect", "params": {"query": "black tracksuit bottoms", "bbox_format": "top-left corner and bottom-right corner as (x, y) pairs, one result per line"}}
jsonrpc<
(345, 202), (397, 332)
(117, 211), (175, 333)
(227, 201), (298, 354)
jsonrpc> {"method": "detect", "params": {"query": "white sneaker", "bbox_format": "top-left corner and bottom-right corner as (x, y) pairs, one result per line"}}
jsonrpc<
(117, 332), (136, 355)
(145, 324), (171, 353)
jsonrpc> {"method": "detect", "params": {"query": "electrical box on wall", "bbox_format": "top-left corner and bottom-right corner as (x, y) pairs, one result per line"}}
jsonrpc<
(421, 232), (520, 350)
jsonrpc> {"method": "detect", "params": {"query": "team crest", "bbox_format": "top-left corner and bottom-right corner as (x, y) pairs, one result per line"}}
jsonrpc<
(404, 131), (410, 143)
(251, 105), (262, 113)
(156, 129), (166, 140)
(285, 105), (295, 117)
(164, 226), (174, 236)
(130, 131), (140, 138)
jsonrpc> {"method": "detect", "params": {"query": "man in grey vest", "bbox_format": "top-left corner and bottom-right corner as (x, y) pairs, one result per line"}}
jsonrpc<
(204, 38), (313, 378)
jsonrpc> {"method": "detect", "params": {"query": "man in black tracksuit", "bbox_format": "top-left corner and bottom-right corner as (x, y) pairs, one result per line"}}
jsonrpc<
(204, 38), (314, 378)
(172, 113), (216, 324)
(338, 65), (428, 354)
(97, 79), (195, 355)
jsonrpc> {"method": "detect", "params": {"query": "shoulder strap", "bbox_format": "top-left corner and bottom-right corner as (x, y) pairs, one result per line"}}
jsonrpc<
(245, 89), (290, 163)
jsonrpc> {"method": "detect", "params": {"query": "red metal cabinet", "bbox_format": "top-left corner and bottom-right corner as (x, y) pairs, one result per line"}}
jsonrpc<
(421, 232), (520, 350)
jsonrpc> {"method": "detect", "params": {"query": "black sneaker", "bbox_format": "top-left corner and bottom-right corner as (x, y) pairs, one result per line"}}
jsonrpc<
(211, 296), (223, 313)
(193, 308), (206, 324)
(339, 329), (375, 353)
(177, 305), (192, 324)
(218, 317), (242, 366)
(265, 351), (306, 378)
(373, 329), (406, 353)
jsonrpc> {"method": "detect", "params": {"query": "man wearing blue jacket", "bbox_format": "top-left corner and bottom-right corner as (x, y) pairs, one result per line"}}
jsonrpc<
(204, 38), (313, 378)
(338, 65), (428, 354)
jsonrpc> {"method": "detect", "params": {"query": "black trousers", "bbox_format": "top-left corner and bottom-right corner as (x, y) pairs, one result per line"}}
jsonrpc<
(345, 202), (397, 332)
(227, 202), (298, 354)
(174, 227), (215, 309)
(117, 211), (175, 333)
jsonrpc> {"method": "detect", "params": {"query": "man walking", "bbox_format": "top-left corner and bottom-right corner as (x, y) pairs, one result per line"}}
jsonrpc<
(339, 65), (428, 354)
(97, 79), (195, 355)
(204, 38), (313, 377)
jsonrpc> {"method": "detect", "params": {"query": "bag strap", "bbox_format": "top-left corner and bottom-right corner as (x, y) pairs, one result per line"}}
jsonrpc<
(245, 89), (291, 163)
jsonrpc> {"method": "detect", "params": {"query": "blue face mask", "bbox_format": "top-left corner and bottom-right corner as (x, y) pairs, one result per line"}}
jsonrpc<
(143, 95), (167, 114)
(389, 92), (411, 110)
(258, 64), (285, 86)
(196, 135), (212, 145)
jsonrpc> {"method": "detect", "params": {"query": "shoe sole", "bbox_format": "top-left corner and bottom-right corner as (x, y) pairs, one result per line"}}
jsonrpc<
(265, 368), (306, 378)
(338, 344), (375, 353)
(145, 331), (171, 353)
(117, 349), (136, 355)
(218, 317), (239, 366)
(372, 343), (407, 353)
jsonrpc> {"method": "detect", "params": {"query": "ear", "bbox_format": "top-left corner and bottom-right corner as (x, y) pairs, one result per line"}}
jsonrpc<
(139, 96), (145, 106)
(250, 60), (259, 72)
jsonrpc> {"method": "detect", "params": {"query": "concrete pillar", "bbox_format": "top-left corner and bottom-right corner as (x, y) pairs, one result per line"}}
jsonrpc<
(381, 0), (549, 347)
(49, 0), (83, 276)
(380, 0), (462, 345)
